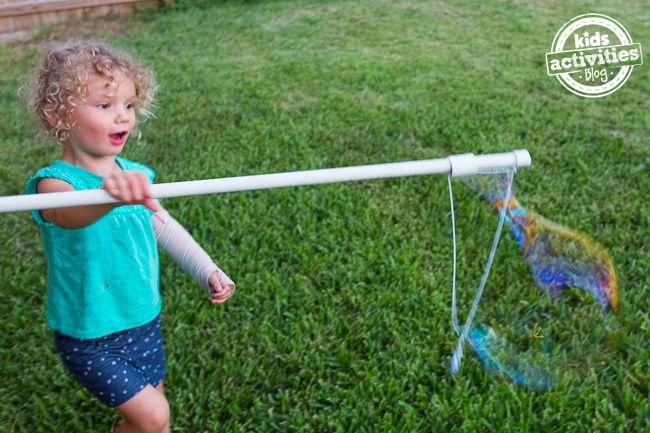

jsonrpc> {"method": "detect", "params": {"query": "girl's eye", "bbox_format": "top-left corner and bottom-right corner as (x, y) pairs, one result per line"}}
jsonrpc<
(98, 103), (110, 109)
(125, 103), (135, 109)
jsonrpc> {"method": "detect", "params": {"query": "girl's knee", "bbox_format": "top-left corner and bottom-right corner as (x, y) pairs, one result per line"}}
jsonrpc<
(125, 403), (169, 433)
(117, 386), (170, 433)
(138, 398), (169, 433)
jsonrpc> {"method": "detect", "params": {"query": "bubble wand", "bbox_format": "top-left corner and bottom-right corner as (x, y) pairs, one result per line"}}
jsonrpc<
(0, 150), (531, 213)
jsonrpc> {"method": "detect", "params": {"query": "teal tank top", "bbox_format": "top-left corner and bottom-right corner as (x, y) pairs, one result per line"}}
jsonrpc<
(25, 157), (161, 339)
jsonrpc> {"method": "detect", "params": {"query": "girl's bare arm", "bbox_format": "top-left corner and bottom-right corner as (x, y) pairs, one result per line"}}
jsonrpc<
(38, 171), (159, 229)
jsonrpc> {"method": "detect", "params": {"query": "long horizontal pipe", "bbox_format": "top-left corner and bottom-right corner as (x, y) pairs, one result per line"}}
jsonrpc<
(0, 149), (531, 213)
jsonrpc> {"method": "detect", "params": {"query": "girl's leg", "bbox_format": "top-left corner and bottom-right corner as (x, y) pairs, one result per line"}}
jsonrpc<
(155, 381), (170, 433)
(115, 384), (169, 433)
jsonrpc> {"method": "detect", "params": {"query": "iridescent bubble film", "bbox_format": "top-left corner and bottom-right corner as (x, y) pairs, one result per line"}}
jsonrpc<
(460, 174), (619, 387)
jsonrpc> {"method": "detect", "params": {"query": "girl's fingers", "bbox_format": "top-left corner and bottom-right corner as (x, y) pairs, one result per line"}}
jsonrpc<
(212, 284), (233, 300)
(127, 171), (150, 203)
(208, 275), (234, 304)
(103, 171), (154, 205)
(112, 172), (132, 203)
(210, 279), (223, 293)
(128, 172), (144, 202)
(103, 176), (117, 194)
(145, 199), (161, 213)
(135, 171), (152, 202)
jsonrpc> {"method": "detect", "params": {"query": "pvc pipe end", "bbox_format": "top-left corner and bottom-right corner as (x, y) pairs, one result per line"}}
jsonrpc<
(513, 149), (531, 168)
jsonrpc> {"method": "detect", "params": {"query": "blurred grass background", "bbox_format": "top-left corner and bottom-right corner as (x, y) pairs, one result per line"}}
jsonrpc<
(1, 0), (649, 431)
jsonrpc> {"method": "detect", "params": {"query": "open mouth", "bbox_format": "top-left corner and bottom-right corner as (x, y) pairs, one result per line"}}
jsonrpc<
(109, 131), (128, 146)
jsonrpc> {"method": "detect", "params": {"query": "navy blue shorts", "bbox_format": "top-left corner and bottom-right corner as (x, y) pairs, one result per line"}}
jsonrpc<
(54, 315), (167, 407)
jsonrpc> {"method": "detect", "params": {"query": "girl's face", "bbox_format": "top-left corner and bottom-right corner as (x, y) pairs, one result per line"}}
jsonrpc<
(65, 71), (137, 158)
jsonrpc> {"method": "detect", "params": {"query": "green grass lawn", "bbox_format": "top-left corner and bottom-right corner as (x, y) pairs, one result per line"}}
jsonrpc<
(1, 0), (649, 431)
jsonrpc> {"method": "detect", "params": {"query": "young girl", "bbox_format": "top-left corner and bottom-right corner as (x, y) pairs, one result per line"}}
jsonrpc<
(25, 40), (235, 433)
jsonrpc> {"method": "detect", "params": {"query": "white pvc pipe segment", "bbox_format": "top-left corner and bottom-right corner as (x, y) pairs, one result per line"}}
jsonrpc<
(0, 149), (531, 213)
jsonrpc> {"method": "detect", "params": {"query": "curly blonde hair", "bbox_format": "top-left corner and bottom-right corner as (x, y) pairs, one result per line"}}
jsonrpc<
(27, 40), (157, 142)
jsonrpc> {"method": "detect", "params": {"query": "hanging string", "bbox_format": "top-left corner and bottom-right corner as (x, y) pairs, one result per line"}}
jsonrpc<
(448, 171), (515, 376)
(449, 173), (460, 337)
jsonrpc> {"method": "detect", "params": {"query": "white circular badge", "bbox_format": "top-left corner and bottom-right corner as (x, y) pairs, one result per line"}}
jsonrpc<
(546, 14), (642, 98)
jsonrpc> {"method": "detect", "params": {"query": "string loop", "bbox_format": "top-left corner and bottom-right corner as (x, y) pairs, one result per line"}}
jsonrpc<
(448, 171), (515, 376)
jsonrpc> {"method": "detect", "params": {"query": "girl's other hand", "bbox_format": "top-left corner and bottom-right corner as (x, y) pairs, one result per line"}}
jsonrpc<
(103, 171), (161, 213)
(208, 271), (235, 304)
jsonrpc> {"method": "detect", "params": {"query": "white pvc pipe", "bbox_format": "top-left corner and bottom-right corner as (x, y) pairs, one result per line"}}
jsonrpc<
(0, 149), (531, 213)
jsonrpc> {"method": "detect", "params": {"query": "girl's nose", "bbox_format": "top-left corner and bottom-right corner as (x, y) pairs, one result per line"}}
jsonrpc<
(116, 107), (131, 123)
